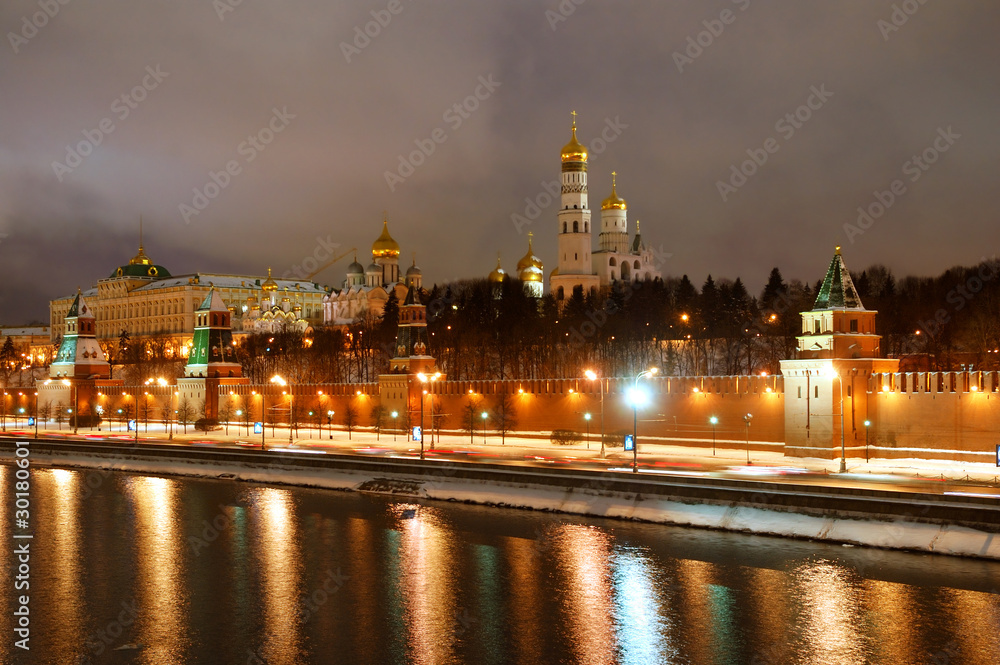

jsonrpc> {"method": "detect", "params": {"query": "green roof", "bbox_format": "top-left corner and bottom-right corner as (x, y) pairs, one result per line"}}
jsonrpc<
(813, 248), (864, 310)
(110, 264), (171, 279)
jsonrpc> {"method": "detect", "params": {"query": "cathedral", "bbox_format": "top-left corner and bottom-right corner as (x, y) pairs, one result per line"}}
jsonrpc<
(322, 216), (420, 325)
(488, 232), (544, 298)
(549, 113), (661, 300)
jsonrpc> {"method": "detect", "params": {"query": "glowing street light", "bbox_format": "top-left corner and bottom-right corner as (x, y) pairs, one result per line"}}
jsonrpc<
(481, 410), (488, 445)
(629, 367), (658, 473)
(391, 410), (399, 441)
(270, 375), (292, 444)
(584, 412), (591, 448)
(585, 369), (606, 457)
(709, 416), (718, 456)
(416, 372), (441, 459)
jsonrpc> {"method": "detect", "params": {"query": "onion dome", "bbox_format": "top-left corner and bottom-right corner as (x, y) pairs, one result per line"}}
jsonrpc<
(406, 259), (422, 278)
(347, 252), (364, 275)
(488, 254), (506, 283)
(366, 262), (381, 273)
(372, 216), (400, 258)
(560, 113), (587, 163)
(261, 267), (279, 291)
(601, 172), (627, 211)
(516, 233), (544, 272)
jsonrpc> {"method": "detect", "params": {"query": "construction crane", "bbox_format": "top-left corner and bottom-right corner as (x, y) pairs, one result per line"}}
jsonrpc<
(305, 247), (357, 281)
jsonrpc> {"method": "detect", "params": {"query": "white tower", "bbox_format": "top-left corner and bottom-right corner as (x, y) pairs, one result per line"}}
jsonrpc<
(550, 112), (600, 301)
(599, 171), (629, 254)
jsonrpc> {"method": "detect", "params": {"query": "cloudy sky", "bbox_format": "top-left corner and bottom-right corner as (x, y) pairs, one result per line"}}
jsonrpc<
(1, 0), (996, 323)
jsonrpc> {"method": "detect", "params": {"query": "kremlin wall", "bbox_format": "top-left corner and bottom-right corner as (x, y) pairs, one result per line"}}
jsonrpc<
(29, 116), (1000, 469)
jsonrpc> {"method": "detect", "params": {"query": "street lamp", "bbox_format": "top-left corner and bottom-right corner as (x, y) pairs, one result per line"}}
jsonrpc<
(743, 413), (753, 465)
(584, 412), (591, 449)
(628, 367), (658, 473)
(416, 372), (441, 459)
(709, 416), (718, 456)
(864, 419), (871, 462)
(270, 375), (292, 444)
(826, 368), (847, 473)
(327, 410), (334, 439)
(585, 369), (606, 457)
(481, 410), (488, 445)
(62, 379), (78, 434)
(391, 410), (398, 441)
(33, 391), (38, 438)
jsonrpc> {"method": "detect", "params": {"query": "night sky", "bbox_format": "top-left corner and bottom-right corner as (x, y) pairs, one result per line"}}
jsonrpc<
(1, 0), (996, 323)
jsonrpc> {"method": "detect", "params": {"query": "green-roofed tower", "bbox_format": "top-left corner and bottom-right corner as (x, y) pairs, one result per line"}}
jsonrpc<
(779, 246), (899, 462)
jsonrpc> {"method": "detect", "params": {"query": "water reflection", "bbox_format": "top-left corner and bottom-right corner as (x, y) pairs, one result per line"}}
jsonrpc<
(124, 475), (188, 664)
(793, 560), (866, 665)
(42, 469), (85, 655)
(551, 525), (617, 664)
(611, 549), (675, 665)
(392, 503), (458, 665)
(250, 487), (303, 665)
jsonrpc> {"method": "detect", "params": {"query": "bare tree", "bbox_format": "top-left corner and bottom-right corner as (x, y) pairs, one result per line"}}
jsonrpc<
(343, 401), (359, 440)
(491, 392), (518, 445)
(177, 397), (195, 434)
(370, 403), (386, 441)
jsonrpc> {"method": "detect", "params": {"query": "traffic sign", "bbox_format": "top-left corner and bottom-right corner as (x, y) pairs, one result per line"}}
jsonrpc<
(413, 426), (422, 442)
(624, 434), (634, 451)
(254, 422), (263, 434)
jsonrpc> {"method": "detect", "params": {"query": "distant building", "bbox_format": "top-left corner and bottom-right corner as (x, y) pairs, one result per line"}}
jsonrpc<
(323, 216), (413, 325)
(487, 234), (544, 299)
(549, 113), (661, 301)
(0, 326), (51, 366)
(49, 242), (327, 355)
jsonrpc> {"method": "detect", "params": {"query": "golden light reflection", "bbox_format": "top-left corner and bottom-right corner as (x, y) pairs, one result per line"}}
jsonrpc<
(394, 503), (458, 665)
(674, 558), (720, 664)
(793, 561), (865, 664)
(126, 475), (188, 664)
(504, 537), (544, 659)
(936, 586), (1000, 661)
(252, 488), (303, 665)
(44, 468), (84, 650)
(552, 525), (616, 664)
(861, 580), (918, 663)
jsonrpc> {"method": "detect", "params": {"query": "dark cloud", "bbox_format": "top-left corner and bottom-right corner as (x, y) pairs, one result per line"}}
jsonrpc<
(1, 0), (997, 323)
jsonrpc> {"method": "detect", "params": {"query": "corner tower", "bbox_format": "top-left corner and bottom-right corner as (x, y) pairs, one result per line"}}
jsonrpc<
(550, 112), (600, 301)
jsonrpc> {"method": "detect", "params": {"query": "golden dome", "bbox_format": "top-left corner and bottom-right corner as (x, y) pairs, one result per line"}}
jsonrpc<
(261, 267), (279, 291)
(129, 243), (151, 266)
(488, 254), (506, 283)
(372, 217), (400, 258)
(561, 125), (587, 163)
(601, 172), (627, 211)
(516, 233), (543, 272)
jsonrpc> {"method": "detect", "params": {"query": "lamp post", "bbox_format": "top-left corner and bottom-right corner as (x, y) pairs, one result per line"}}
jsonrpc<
(33, 391), (39, 438)
(392, 411), (398, 441)
(584, 412), (591, 449)
(864, 419), (871, 462)
(62, 379), (78, 434)
(327, 410), (334, 439)
(585, 370), (606, 458)
(743, 413), (753, 465)
(270, 375), (292, 444)
(416, 372), (441, 459)
(481, 411), (488, 445)
(827, 368), (847, 473)
(709, 416), (718, 456)
(170, 390), (178, 440)
(629, 367), (658, 473)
